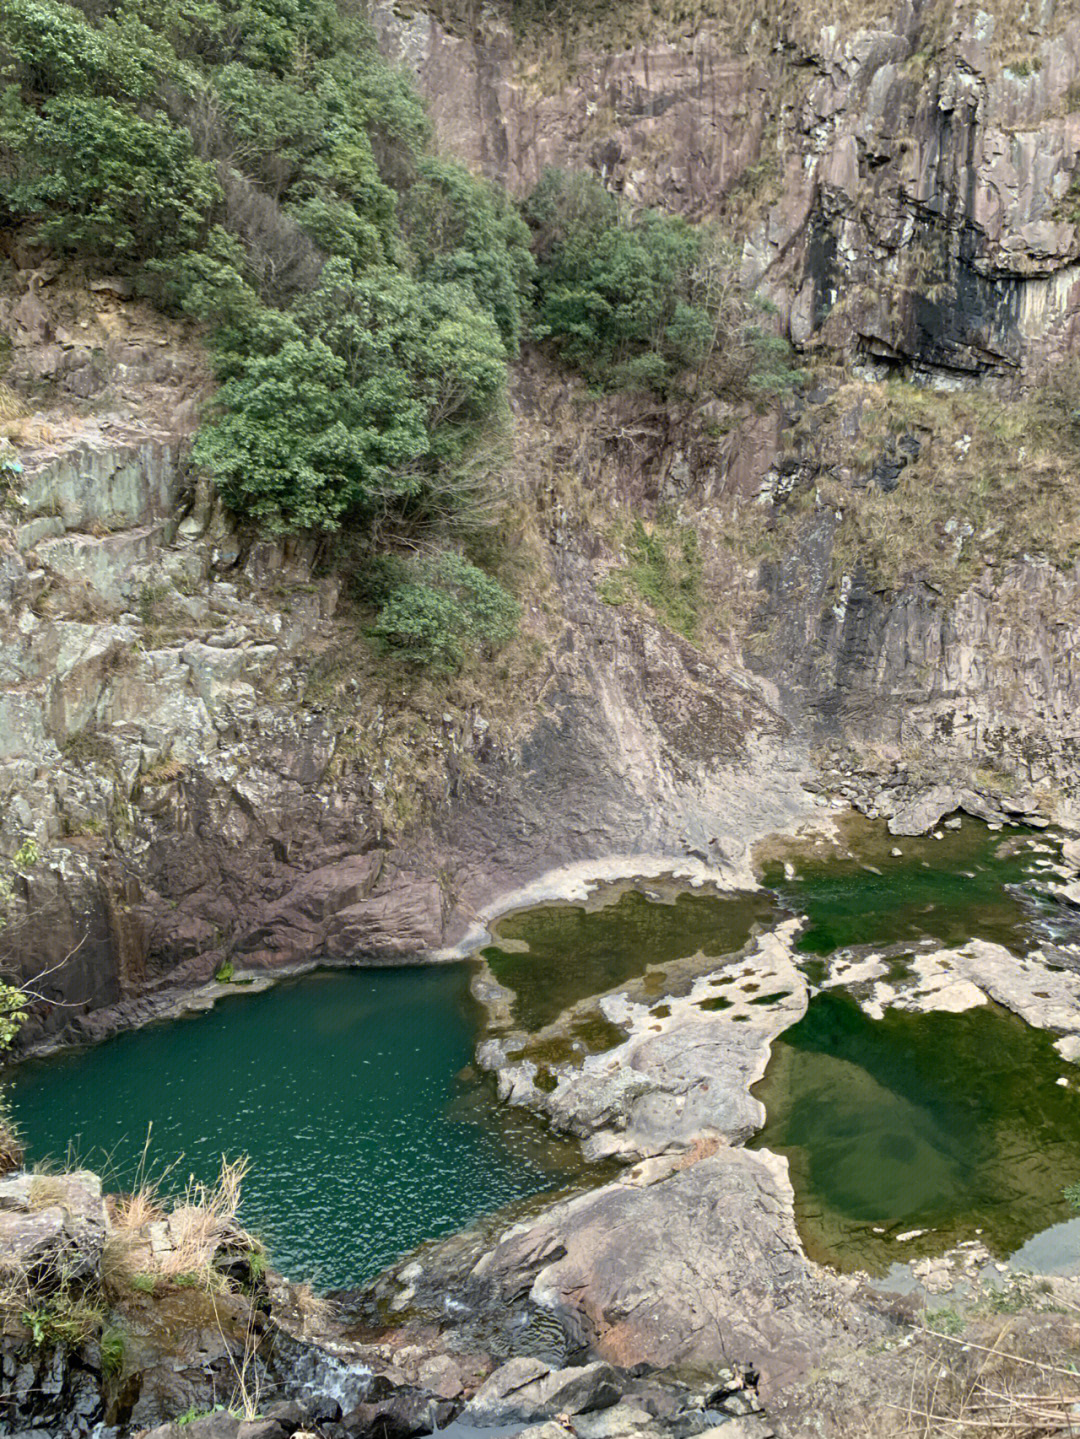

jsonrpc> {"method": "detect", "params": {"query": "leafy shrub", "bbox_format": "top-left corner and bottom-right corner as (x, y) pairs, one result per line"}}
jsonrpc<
(0, 91), (219, 260)
(194, 260), (508, 535)
(526, 167), (802, 400)
(372, 553), (520, 669)
(527, 168), (708, 392)
(402, 157), (535, 353)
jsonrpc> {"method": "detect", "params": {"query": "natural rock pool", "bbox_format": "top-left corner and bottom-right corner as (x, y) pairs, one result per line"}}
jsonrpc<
(749, 988), (1080, 1273)
(7, 966), (581, 1287)
(10, 814), (1080, 1289)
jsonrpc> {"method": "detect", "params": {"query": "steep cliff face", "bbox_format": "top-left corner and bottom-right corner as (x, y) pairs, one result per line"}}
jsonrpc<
(375, 0), (1080, 816)
(376, 0), (1080, 376)
(4, 0), (1080, 1042)
(0, 286), (811, 1048)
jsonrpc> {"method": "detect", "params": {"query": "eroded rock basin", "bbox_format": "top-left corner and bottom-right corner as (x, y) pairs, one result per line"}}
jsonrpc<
(11, 811), (1080, 1400)
(471, 813), (1080, 1277)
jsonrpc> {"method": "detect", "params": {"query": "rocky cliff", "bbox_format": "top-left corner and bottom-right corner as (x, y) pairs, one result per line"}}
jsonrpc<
(377, 0), (1080, 808)
(4, 0), (1080, 1043)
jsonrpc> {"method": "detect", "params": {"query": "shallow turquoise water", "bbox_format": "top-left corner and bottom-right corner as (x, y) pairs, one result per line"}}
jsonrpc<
(8, 966), (577, 1287)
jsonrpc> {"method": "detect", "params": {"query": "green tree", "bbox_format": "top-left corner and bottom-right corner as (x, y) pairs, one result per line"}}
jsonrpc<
(194, 260), (509, 535)
(402, 157), (535, 353)
(526, 169), (708, 392)
(526, 167), (802, 399)
(0, 91), (219, 260)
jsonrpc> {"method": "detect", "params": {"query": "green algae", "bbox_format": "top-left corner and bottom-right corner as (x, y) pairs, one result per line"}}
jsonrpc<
(798, 958), (828, 985)
(884, 953), (916, 983)
(748, 990), (791, 1005)
(749, 988), (1080, 1274)
(758, 814), (1063, 955)
(697, 995), (734, 1011)
(485, 885), (780, 1033)
(505, 1011), (627, 1068)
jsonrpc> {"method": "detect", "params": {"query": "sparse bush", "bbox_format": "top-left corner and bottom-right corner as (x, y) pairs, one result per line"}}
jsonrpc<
(22, 1291), (103, 1348)
(600, 516), (702, 636)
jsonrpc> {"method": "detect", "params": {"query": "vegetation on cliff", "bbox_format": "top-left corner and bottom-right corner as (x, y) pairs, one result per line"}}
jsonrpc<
(0, 0), (532, 667)
(0, 0), (803, 667)
(527, 168), (800, 400)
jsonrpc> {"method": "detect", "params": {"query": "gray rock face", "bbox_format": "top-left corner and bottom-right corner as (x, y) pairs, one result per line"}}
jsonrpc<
(464, 1357), (621, 1424)
(370, 1149), (887, 1401)
(376, 4), (1080, 378)
(0, 1171), (105, 1285)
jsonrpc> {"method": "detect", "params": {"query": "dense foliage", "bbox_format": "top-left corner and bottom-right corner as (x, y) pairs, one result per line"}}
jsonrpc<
(0, 0), (530, 666)
(369, 552), (522, 669)
(1, 6), (799, 663)
(525, 167), (801, 399)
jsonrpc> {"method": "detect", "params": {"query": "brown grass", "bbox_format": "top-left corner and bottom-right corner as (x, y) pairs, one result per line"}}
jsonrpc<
(0, 384), (26, 424)
(109, 1187), (165, 1231)
(771, 377), (1080, 598)
(863, 1321), (1080, 1439)
(0, 1112), (24, 1176)
(156, 1156), (251, 1279)
(139, 757), (186, 787)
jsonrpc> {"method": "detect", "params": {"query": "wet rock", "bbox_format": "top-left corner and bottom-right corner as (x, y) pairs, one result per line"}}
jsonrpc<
(887, 787), (962, 836)
(402, 1149), (887, 1400)
(341, 1385), (453, 1439)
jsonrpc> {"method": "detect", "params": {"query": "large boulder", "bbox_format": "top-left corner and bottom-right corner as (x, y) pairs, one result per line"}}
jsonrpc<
(463, 1357), (622, 1425)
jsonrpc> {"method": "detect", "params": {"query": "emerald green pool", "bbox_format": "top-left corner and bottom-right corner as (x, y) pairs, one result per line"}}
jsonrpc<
(750, 989), (1080, 1273)
(485, 885), (780, 1032)
(8, 966), (579, 1287)
(759, 816), (1068, 955)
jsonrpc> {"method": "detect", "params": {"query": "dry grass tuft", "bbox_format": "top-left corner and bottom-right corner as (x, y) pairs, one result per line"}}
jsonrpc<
(157, 1156), (251, 1279)
(110, 1186), (165, 1231)
(845, 1320), (1080, 1439)
(0, 1113), (24, 1176)
(0, 384), (25, 423)
(139, 757), (186, 787)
